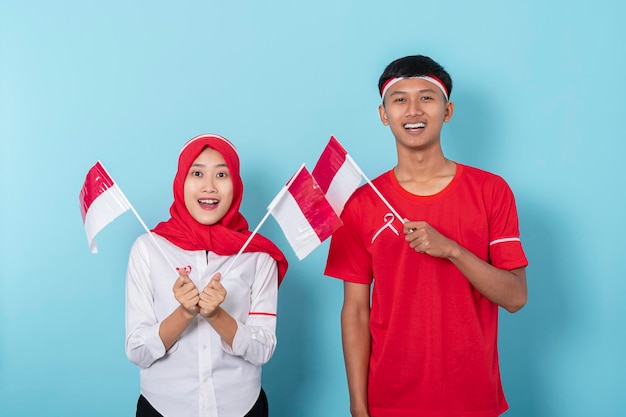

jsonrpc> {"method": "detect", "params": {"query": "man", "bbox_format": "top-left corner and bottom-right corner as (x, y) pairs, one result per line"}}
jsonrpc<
(325, 55), (528, 417)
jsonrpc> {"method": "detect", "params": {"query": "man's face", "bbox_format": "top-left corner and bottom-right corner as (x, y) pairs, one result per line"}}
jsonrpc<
(379, 77), (454, 151)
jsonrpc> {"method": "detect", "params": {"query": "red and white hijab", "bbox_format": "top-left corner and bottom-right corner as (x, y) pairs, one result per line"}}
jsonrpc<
(152, 134), (288, 285)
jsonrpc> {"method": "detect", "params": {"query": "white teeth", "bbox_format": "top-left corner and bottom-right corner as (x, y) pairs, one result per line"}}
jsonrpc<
(198, 199), (218, 205)
(404, 123), (425, 129)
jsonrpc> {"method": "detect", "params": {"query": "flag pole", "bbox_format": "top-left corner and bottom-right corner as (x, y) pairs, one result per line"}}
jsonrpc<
(98, 162), (178, 274)
(127, 199), (178, 273)
(345, 154), (406, 224)
(218, 210), (273, 278)
(216, 164), (305, 279)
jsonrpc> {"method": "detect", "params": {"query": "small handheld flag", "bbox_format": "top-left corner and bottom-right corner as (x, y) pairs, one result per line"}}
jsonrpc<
(79, 161), (131, 253)
(79, 161), (177, 272)
(312, 135), (405, 224)
(311, 135), (362, 216)
(268, 164), (342, 260)
(217, 164), (342, 278)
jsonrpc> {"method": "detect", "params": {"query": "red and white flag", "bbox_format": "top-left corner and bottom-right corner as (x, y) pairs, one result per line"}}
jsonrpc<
(312, 135), (362, 216)
(268, 164), (342, 260)
(79, 161), (131, 253)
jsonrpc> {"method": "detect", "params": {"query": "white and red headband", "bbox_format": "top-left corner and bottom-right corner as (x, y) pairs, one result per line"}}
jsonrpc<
(380, 75), (449, 101)
(179, 133), (238, 156)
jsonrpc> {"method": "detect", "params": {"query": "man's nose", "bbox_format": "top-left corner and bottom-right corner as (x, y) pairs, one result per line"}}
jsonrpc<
(406, 99), (423, 116)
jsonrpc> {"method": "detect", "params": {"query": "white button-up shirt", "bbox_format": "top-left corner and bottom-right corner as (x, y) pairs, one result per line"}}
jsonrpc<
(125, 234), (278, 417)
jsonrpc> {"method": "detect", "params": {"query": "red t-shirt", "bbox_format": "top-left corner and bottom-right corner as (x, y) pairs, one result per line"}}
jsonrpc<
(325, 164), (528, 417)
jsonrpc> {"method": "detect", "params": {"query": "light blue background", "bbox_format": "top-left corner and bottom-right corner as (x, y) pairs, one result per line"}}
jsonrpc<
(1, 1), (624, 415)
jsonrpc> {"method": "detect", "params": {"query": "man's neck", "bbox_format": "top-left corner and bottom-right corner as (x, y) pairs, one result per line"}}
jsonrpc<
(394, 148), (456, 196)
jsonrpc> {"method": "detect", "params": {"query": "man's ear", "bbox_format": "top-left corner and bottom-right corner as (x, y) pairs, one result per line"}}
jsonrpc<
(443, 101), (454, 123)
(379, 104), (389, 126)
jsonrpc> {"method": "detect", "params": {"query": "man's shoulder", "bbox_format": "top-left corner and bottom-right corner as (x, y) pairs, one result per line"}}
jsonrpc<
(340, 170), (393, 214)
(456, 164), (516, 205)
(459, 163), (498, 177)
(349, 171), (392, 199)
(458, 163), (509, 186)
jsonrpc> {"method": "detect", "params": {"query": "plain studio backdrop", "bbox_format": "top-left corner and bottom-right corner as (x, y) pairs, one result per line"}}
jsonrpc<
(1, 1), (624, 415)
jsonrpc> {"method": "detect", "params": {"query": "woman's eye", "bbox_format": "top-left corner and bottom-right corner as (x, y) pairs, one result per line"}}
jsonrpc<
(216, 172), (228, 178)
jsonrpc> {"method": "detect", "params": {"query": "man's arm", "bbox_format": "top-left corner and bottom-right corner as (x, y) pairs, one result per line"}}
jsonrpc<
(404, 221), (528, 313)
(341, 281), (372, 417)
(448, 249), (527, 313)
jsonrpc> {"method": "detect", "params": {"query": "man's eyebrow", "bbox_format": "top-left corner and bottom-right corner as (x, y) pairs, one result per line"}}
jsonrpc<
(389, 87), (439, 95)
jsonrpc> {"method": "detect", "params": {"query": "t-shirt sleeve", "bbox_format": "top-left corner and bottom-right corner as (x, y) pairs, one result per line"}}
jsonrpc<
(324, 196), (373, 284)
(487, 178), (529, 271)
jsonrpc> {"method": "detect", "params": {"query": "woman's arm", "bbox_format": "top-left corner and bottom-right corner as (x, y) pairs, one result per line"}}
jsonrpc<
(159, 272), (201, 351)
(199, 273), (238, 347)
(201, 255), (278, 365)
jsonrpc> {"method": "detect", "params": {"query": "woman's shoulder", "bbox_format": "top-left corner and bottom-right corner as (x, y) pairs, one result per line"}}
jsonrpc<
(131, 233), (183, 255)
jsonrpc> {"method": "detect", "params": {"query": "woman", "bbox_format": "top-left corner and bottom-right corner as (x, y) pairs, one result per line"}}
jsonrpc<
(125, 134), (288, 417)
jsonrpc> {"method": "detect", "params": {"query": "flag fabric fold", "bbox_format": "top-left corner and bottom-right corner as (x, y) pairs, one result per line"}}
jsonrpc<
(79, 161), (131, 253)
(313, 135), (405, 224)
(268, 164), (342, 260)
(312, 135), (363, 216)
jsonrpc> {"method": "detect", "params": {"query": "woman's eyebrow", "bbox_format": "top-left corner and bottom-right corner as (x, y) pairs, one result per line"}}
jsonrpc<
(190, 162), (229, 168)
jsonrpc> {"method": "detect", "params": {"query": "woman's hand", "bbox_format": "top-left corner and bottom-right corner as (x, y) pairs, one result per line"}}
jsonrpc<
(173, 269), (200, 318)
(199, 273), (227, 318)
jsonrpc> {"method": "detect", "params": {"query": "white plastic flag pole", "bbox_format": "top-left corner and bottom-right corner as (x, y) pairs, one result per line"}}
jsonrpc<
(345, 154), (406, 224)
(217, 209), (273, 279)
(97, 164), (178, 274)
(213, 166), (301, 280)
(127, 197), (178, 274)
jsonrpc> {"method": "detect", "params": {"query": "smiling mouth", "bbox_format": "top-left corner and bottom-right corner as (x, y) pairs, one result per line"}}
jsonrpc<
(404, 122), (425, 129)
(198, 198), (219, 207)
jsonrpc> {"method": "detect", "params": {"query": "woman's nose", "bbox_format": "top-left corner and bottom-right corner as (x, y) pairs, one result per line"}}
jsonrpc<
(201, 178), (217, 192)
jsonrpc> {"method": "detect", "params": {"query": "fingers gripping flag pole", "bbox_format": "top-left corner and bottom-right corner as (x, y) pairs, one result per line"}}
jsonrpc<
(79, 161), (177, 272)
(312, 135), (405, 224)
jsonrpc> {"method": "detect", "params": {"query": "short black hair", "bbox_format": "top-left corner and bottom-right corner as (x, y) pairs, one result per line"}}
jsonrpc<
(378, 55), (453, 100)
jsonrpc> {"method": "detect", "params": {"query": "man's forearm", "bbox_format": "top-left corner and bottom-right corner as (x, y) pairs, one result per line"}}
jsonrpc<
(448, 243), (527, 312)
(341, 306), (371, 416)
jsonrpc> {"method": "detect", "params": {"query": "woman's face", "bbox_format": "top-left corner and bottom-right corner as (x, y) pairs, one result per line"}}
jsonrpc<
(183, 147), (234, 225)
